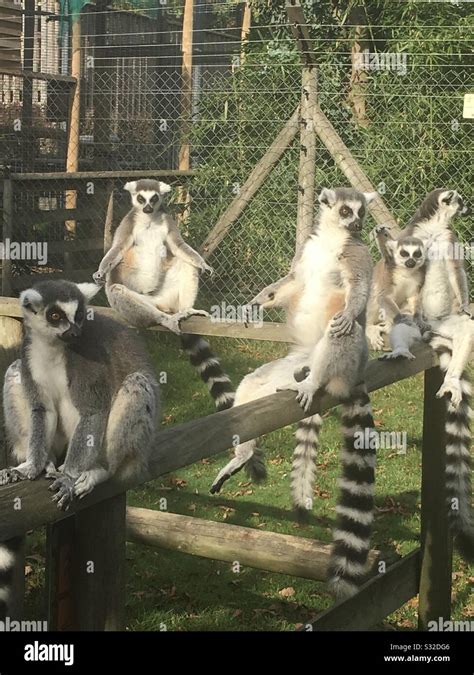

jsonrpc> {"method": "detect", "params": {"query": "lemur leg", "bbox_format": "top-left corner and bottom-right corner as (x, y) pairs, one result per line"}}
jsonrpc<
(431, 316), (474, 409)
(210, 353), (308, 493)
(106, 283), (191, 334)
(73, 372), (159, 500)
(0, 360), (58, 485)
(379, 319), (422, 361)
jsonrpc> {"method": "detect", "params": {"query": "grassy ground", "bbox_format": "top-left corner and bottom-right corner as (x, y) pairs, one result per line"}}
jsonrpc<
(25, 333), (473, 630)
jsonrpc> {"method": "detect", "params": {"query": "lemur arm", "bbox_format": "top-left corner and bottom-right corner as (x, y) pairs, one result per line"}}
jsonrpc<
(446, 248), (470, 314)
(331, 244), (373, 337)
(94, 218), (133, 280)
(166, 220), (212, 273)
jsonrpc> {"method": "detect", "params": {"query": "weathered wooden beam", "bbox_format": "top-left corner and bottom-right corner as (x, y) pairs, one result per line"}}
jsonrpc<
(307, 549), (421, 631)
(10, 170), (194, 182)
(200, 107), (301, 258)
(296, 67), (317, 253)
(0, 341), (439, 541)
(126, 506), (380, 582)
(418, 367), (452, 629)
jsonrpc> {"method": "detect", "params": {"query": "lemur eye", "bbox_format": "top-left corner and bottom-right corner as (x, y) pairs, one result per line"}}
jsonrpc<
(400, 250), (409, 257)
(413, 250), (422, 258)
(339, 205), (352, 218)
(137, 195), (145, 204)
(150, 194), (159, 204)
(50, 312), (61, 322)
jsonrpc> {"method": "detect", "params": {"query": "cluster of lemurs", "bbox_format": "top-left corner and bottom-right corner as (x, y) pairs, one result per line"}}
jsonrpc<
(0, 179), (472, 616)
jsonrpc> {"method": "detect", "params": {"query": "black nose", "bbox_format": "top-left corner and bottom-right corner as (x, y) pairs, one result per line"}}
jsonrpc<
(60, 323), (81, 341)
(143, 205), (153, 214)
(405, 259), (416, 268)
(347, 219), (362, 232)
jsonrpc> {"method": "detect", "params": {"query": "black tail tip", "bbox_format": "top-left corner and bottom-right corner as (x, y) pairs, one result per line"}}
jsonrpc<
(455, 530), (474, 563)
(294, 506), (312, 523)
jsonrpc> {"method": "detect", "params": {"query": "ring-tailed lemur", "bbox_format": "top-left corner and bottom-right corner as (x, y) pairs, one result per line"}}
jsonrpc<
(0, 279), (160, 617)
(93, 179), (235, 412)
(212, 188), (377, 598)
(366, 229), (427, 350)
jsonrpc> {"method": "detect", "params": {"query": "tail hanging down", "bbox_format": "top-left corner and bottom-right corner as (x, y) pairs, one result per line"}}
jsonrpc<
(327, 384), (376, 599)
(291, 414), (322, 519)
(430, 337), (474, 561)
(180, 334), (235, 411)
(0, 538), (22, 619)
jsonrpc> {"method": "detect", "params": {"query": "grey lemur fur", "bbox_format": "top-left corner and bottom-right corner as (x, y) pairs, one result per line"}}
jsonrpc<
(211, 187), (377, 599)
(0, 279), (160, 617)
(366, 228), (427, 350)
(379, 189), (474, 561)
(93, 179), (235, 412)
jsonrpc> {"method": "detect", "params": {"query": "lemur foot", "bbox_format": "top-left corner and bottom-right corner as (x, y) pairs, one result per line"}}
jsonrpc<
(74, 471), (100, 499)
(366, 324), (386, 351)
(92, 270), (106, 286)
(0, 462), (44, 484)
(436, 377), (463, 410)
(199, 263), (214, 276)
(379, 348), (416, 361)
(161, 309), (208, 335)
(49, 474), (76, 511)
(280, 379), (317, 413)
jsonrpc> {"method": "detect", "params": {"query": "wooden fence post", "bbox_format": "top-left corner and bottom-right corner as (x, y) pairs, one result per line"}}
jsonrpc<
(296, 66), (316, 254)
(73, 493), (127, 631)
(418, 366), (453, 629)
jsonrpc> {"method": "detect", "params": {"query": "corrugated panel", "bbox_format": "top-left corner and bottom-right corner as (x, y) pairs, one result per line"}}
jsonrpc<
(0, 0), (22, 73)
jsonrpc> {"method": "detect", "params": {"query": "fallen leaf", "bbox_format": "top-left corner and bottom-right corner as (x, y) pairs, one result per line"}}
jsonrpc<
(279, 586), (295, 598)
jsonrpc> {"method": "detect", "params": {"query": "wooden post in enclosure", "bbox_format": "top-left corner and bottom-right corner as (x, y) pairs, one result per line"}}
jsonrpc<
(22, 0), (35, 171)
(418, 367), (452, 628)
(177, 0), (194, 224)
(2, 170), (13, 296)
(240, 1), (251, 65)
(65, 13), (82, 263)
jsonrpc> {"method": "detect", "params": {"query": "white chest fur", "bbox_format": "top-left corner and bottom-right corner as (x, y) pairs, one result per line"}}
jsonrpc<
(392, 267), (423, 308)
(27, 335), (79, 440)
(415, 227), (454, 319)
(130, 216), (168, 292)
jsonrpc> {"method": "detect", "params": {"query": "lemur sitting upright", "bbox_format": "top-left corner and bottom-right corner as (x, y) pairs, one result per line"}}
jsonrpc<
(366, 229), (427, 350)
(378, 189), (474, 562)
(93, 179), (235, 412)
(0, 280), (160, 618)
(211, 187), (377, 599)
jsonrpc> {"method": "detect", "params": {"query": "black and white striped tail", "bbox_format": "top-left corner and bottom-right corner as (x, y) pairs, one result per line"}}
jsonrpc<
(0, 538), (21, 619)
(291, 414), (322, 519)
(430, 336), (474, 560)
(180, 334), (235, 411)
(328, 384), (376, 599)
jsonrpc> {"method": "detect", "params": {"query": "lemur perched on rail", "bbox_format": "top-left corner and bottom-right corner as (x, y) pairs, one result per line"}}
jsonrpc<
(211, 187), (377, 598)
(93, 179), (235, 412)
(379, 189), (474, 561)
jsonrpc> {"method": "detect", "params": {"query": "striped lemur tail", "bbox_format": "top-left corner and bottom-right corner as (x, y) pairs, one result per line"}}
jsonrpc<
(328, 384), (376, 599)
(430, 338), (474, 561)
(291, 414), (323, 518)
(180, 334), (235, 412)
(0, 537), (22, 619)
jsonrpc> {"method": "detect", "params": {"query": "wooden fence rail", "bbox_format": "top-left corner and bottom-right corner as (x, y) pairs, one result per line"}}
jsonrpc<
(0, 303), (454, 631)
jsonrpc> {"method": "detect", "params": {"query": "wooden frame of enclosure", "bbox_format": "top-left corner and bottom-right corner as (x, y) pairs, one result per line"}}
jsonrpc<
(0, 302), (454, 631)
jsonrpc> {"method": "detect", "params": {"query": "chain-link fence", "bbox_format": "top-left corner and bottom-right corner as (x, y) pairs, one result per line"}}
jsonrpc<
(1, 1), (472, 305)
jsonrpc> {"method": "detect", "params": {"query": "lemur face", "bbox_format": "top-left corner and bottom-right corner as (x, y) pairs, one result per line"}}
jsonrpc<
(438, 190), (470, 219)
(124, 179), (172, 215)
(20, 281), (99, 343)
(388, 236), (425, 270)
(318, 187), (377, 232)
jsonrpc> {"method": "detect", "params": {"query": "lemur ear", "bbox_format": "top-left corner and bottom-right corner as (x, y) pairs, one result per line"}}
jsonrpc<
(124, 181), (137, 194)
(19, 288), (43, 315)
(440, 189), (455, 205)
(158, 181), (172, 195)
(76, 283), (101, 302)
(363, 191), (378, 204)
(318, 188), (336, 207)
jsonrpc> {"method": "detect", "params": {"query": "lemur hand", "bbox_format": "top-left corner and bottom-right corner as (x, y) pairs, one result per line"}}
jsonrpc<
(200, 262), (214, 276)
(330, 311), (354, 337)
(92, 270), (106, 286)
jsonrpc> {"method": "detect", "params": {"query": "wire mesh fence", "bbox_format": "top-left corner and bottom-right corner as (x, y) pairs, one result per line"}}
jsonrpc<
(0, 1), (473, 307)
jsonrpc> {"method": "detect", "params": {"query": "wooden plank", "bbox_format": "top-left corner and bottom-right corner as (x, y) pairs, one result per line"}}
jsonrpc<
(0, 342), (440, 541)
(10, 170), (195, 182)
(286, 1), (317, 67)
(126, 506), (380, 582)
(0, 69), (76, 83)
(418, 367), (452, 628)
(296, 66), (317, 253)
(11, 269), (98, 291)
(200, 107), (301, 258)
(45, 518), (76, 631)
(73, 493), (126, 630)
(26, 210), (95, 225)
(307, 549), (420, 631)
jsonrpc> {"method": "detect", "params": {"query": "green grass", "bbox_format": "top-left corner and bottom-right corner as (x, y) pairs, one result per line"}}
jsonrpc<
(24, 333), (473, 630)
